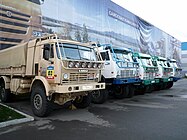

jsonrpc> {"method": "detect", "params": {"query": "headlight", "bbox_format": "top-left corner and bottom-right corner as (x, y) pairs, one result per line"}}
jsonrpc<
(88, 63), (92, 68)
(98, 63), (102, 69)
(68, 61), (74, 68)
(63, 73), (69, 79)
(93, 63), (97, 68)
(75, 62), (80, 68)
(95, 73), (100, 79)
(81, 62), (87, 68)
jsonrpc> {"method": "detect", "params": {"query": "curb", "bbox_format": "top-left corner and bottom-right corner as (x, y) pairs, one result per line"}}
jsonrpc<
(0, 103), (34, 128)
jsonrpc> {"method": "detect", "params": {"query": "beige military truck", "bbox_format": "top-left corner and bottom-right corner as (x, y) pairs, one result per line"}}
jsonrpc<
(0, 34), (105, 117)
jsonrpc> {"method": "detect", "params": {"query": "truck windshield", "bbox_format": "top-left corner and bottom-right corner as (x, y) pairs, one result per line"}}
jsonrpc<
(170, 62), (178, 68)
(113, 50), (133, 62)
(141, 58), (153, 66)
(57, 43), (97, 61)
(158, 60), (167, 67)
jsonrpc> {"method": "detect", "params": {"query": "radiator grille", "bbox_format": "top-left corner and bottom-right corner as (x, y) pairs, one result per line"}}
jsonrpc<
(119, 70), (135, 78)
(62, 73), (98, 83)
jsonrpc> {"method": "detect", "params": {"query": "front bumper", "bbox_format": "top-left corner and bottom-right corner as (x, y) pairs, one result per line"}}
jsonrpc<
(54, 82), (105, 93)
(113, 77), (141, 85)
(142, 79), (156, 85)
(173, 77), (181, 82)
(162, 77), (173, 83)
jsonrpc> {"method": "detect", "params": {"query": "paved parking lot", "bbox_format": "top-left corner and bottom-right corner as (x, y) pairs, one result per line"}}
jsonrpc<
(0, 79), (187, 140)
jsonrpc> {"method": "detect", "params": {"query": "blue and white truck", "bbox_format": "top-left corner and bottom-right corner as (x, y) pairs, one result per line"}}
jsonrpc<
(91, 44), (141, 103)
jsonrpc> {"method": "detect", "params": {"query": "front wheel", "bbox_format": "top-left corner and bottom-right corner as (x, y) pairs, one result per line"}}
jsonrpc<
(0, 82), (11, 103)
(91, 90), (108, 104)
(73, 93), (92, 108)
(31, 86), (51, 117)
(145, 85), (153, 93)
(113, 85), (129, 99)
(166, 81), (173, 89)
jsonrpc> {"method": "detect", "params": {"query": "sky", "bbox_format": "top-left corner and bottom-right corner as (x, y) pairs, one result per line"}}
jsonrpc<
(111, 0), (187, 42)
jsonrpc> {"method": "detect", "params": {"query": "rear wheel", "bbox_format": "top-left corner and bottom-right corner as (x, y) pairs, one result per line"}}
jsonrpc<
(91, 90), (108, 104)
(0, 82), (11, 103)
(31, 85), (51, 117)
(73, 93), (92, 108)
(135, 87), (146, 95)
(127, 85), (135, 98)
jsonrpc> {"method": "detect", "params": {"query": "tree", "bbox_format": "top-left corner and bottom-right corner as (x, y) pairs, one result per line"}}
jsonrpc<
(82, 24), (89, 43)
(74, 29), (82, 42)
(63, 23), (72, 40)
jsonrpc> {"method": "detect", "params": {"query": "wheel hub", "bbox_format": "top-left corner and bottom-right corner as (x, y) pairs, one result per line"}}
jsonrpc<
(92, 91), (100, 99)
(34, 94), (42, 110)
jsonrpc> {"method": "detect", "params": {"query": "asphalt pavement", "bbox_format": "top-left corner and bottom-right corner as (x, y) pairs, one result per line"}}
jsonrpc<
(0, 79), (187, 140)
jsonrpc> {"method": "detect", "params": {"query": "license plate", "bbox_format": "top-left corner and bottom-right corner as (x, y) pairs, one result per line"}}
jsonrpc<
(151, 80), (155, 83)
(82, 85), (93, 90)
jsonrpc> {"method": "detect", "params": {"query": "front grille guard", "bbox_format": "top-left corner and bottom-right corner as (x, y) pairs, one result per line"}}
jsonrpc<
(143, 72), (155, 80)
(62, 60), (104, 70)
(117, 69), (137, 78)
(62, 72), (98, 83)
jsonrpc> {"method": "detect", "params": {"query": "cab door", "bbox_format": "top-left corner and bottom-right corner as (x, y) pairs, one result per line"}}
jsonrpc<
(39, 44), (55, 82)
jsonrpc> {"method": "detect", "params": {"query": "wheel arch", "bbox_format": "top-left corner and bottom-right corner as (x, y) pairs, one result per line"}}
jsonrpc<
(30, 76), (51, 96)
(0, 76), (10, 89)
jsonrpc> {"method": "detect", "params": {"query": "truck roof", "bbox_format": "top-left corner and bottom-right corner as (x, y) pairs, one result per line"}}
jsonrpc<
(98, 44), (131, 52)
(152, 56), (167, 61)
(169, 58), (177, 62)
(36, 34), (94, 48)
(133, 52), (151, 58)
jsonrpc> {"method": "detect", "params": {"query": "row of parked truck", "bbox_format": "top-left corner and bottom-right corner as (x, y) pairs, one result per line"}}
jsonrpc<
(0, 34), (182, 117)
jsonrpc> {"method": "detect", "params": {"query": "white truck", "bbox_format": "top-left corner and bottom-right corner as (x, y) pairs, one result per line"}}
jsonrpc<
(132, 52), (158, 93)
(152, 56), (173, 90)
(0, 34), (105, 117)
(167, 58), (182, 82)
(91, 44), (141, 102)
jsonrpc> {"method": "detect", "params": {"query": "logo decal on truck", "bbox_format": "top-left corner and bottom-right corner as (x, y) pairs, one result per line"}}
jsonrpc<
(46, 66), (54, 79)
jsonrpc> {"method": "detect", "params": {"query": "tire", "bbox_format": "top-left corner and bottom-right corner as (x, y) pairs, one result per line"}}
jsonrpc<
(113, 85), (129, 99)
(160, 83), (167, 90)
(73, 93), (92, 108)
(166, 81), (173, 89)
(154, 84), (160, 91)
(0, 82), (11, 103)
(127, 85), (135, 98)
(145, 85), (153, 93)
(91, 89), (108, 104)
(135, 87), (146, 95)
(31, 85), (51, 117)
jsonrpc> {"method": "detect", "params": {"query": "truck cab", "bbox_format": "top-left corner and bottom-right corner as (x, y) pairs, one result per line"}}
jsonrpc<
(0, 34), (105, 116)
(152, 56), (173, 89)
(133, 53), (158, 93)
(92, 44), (141, 100)
(167, 58), (182, 82)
